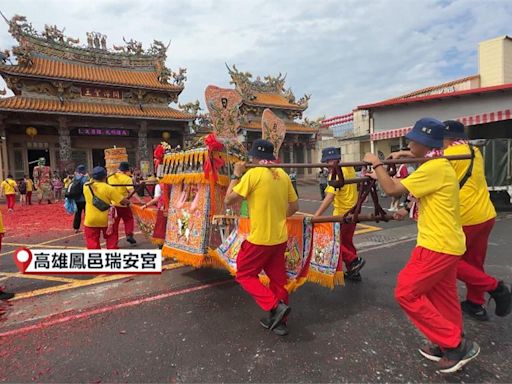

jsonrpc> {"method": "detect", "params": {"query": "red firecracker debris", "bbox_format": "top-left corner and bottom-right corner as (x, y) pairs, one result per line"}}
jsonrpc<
(1, 203), (74, 240)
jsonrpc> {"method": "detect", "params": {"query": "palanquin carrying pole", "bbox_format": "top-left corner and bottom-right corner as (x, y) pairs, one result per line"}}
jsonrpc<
(246, 154), (472, 168)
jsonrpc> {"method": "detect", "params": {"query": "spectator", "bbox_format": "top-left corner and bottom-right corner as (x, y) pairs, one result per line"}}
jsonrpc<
(52, 174), (64, 201)
(83, 166), (129, 249)
(1, 175), (18, 212)
(18, 177), (27, 206)
(146, 173), (158, 197)
(389, 163), (409, 211)
(68, 165), (89, 233)
(289, 169), (298, 198)
(132, 169), (145, 197)
(63, 173), (73, 190)
(318, 167), (328, 200)
(24, 175), (34, 205)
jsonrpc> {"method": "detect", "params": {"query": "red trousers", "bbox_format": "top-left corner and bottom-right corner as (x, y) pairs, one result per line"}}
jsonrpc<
(235, 240), (288, 312)
(6, 194), (15, 210)
(114, 206), (134, 236)
(340, 223), (357, 268)
(457, 218), (498, 305)
(84, 226), (118, 249)
(27, 191), (32, 205)
(395, 246), (462, 349)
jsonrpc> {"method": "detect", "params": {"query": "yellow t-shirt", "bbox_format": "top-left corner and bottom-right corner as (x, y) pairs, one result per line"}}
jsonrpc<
(63, 177), (73, 189)
(25, 179), (33, 192)
(233, 167), (298, 245)
(108, 173), (134, 207)
(83, 181), (124, 228)
(444, 144), (496, 226)
(401, 158), (466, 256)
(1, 179), (17, 195)
(324, 167), (357, 216)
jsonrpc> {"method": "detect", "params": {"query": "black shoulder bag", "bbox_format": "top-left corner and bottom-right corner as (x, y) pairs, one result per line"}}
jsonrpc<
(459, 145), (475, 189)
(87, 182), (111, 211)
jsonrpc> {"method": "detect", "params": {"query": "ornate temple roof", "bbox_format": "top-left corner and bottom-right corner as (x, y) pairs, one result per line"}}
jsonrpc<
(227, 64), (310, 111)
(1, 57), (181, 91)
(0, 96), (194, 120)
(0, 14), (187, 92)
(244, 92), (305, 110)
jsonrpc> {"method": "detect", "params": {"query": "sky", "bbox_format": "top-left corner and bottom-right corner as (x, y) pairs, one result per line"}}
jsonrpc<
(1, 0), (511, 120)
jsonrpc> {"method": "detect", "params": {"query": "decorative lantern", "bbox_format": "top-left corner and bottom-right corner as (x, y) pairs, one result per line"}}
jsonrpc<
(162, 131), (171, 141)
(26, 126), (38, 139)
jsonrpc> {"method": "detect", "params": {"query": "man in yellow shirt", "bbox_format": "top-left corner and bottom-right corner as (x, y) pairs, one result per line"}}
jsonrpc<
(443, 120), (511, 321)
(1, 175), (18, 212)
(364, 117), (479, 373)
(24, 175), (34, 205)
(83, 167), (129, 249)
(108, 162), (143, 246)
(225, 139), (299, 336)
(314, 147), (364, 281)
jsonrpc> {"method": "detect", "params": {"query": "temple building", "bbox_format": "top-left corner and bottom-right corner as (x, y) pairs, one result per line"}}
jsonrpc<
(0, 14), (194, 179)
(227, 65), (320, 178)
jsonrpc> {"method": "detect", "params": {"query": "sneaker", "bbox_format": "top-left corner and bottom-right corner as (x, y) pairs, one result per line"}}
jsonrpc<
(269, 302), (291, 331)
(461, 300), (489, 321)
(259, 318), (289, 336)
(418, 344), (444, 362)
(0, 291), (15, 301)
(126, 235), (137, 244)
(346, 257), (366, 276)
(345, 272), (362, 282)
(489, 281), (512, 317)
(437, 339), (480, 373)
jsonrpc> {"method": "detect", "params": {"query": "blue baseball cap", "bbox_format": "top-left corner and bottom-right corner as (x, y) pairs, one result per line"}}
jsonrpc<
(76, 164), (86, 174)
(119, 162), (130, 171)
(249, 139), (275, 160)
(92, 166), (107, 180)
(405, 118), (444, 148)
(321, 147), (341, 162)
(443, 120), (468, 139)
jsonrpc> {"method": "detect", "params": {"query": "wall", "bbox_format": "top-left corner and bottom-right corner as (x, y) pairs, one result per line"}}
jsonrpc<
(372, 92), (512, 132)
(479, 36), (512, 87)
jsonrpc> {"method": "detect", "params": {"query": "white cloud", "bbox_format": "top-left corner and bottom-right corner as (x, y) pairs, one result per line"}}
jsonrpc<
(1, 0), (511, 118)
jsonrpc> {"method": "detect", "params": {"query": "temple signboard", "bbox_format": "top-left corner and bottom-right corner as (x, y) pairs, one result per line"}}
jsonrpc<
(81, 87), (123, 99)
(78, 128), (130, 136)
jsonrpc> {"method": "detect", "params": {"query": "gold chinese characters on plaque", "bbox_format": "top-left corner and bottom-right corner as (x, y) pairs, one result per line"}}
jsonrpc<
(81, 87), (122, 99)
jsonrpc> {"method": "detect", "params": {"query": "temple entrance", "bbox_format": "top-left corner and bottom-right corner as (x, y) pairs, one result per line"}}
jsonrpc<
(28, 149), (50, 178)
(92, 148), (106, 167)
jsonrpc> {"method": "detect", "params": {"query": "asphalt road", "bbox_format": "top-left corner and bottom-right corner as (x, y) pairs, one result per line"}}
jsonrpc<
(1, 184), (510, 383)
(0, 183), (408, 296)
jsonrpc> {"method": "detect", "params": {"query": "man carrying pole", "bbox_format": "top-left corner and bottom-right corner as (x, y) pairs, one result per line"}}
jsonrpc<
(224, 139), (299, 336)
(108, 162), (143, 245)
(363, 117), (480, 373)
(442, 120), (511, 320)
(314, 147), (365, 281)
